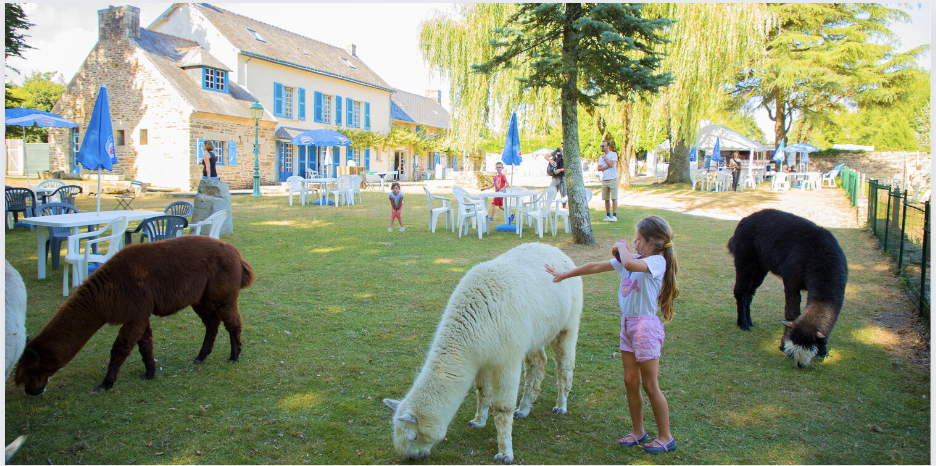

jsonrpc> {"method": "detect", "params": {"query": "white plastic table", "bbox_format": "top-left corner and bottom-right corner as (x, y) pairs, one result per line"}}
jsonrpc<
(479, 189), (538, 234)
(304, 178), (337, 205)
(21, 210), (163, 279)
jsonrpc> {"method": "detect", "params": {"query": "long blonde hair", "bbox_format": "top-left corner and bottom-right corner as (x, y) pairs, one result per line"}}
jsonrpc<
(636, 216), (679, 322)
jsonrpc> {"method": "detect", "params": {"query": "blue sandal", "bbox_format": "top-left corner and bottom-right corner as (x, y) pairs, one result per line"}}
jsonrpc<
(642, 437), (676, 454)
(617, 432), (647, 447)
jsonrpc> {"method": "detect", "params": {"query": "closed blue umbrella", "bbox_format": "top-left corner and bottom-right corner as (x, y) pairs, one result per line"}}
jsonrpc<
(496, 112), (521, 232)
(76, 86), (117, 213)
(771, 140), (786, 162)
(5, 108), (78, 188)
(688, 144), (697, 162)
(710, 137), (722, 168)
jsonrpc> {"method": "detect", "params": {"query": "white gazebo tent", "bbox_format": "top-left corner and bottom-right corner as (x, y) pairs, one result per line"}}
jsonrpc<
(694, 119), (771, 170)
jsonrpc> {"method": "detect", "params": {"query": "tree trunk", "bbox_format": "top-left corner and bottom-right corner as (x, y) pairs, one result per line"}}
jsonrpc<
(617, 102), (632, 189)
(665, 137), (691, 184)
(561, 3), (594, 245)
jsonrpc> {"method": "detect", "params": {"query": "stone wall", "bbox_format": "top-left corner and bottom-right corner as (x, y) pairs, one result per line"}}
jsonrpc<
(813, 151), (931, 184)
(190, 115), (277, 190)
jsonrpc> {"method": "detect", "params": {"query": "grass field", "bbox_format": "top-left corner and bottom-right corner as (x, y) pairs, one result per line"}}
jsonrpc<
(4, 187), (929, 464)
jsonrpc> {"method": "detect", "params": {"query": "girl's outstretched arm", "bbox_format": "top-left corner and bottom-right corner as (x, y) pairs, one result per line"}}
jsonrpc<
(545, 261), (614, 282)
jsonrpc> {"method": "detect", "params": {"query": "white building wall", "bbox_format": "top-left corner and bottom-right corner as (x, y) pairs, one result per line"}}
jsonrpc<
(147, 4), (241, 83)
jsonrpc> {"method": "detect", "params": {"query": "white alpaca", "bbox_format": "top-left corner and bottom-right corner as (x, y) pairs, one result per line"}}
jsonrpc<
(5, 260), (28, 462)
(6, 260), (27, 380)
(383, 243), (583, 464)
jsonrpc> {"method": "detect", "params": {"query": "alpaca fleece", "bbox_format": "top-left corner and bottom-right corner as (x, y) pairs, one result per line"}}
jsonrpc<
(728, 209), (847, 368)
(14, 235), (254, 394)
(6, 260), (27, 380)
(384, 243), (583, 464)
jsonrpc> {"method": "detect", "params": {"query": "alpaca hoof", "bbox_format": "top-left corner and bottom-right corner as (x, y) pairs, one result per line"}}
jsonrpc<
(467, 420), (485, 429)
(551, 406), (567, 414)
(494, 452), (513, 464)
(94, 382), (112, 391)
(513, 409), (528, 418)
(193, 357), (205, 364)
(141, 372), (155, 380)
(227, 357), (238, 363)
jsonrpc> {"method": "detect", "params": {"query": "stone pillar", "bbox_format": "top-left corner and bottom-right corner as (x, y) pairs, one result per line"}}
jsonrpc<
(192, 180), (233, 235)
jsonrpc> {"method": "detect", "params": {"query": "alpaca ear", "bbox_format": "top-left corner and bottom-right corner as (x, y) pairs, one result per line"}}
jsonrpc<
(816, 331), (826, 339)
(779, 320), (794, 329)
(396, 412), (418, 424)
(383, 399), (400, 410)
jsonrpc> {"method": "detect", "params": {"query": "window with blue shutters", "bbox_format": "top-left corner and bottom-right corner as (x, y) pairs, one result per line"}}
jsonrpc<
(298, 88), (306, 121)
(346, 146), (353, 164)
(346, 98), (353, 128)
(364, 102), (370, 130)
(365, 148), (371, 171)
(335, 96), (342, 126)
(273, 82), (283, 117)
(196, 138), (205, 163)
(314, 91), (323, 122)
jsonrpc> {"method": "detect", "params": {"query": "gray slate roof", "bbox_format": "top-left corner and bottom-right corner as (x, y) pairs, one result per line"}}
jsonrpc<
(187, 3), (393, 92)
(390, 89), (450, 130)
(135, 29), (274, 122)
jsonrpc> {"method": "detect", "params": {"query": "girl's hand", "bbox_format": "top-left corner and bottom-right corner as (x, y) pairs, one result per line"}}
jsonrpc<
(544, 264), (565, 282)
(612, 240), (630, 260)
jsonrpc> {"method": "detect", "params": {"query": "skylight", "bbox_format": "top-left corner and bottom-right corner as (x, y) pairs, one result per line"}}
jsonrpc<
(340, 57), (357, 69)
(246, 28), (265, 43)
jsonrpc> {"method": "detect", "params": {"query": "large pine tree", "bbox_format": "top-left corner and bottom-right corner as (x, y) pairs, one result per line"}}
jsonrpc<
(473, 3), (672, 244)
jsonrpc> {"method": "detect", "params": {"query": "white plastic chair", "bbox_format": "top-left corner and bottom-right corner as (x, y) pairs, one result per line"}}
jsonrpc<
(349, 175), (363, 205)
(802, 172), (821, 190)
(452, 186), (488, 239)
(772, 172), (790, 190)
(423, 187), (453, 233)
(553, 187), (592, 235)
(188, 209), (228, 239)
(327, 175), (353, 206)
(286, 175), (307, 206)
(821, 164), (844, 188)
(689, 170), (703, 191)
(62, 216), (128, 296)
(35, 179), (65, 204)
(519, 189), (555, 238)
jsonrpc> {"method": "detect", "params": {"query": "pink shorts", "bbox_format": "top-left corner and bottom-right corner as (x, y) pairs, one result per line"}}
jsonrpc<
(620, 316), (665, 363)
(391, 210), (402, 221)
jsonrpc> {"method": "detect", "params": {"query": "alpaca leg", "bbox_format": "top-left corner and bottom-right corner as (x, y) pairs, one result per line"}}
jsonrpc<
(733, 265), (767, 331)
(136, 322), (156, 380)
(98, 320), (149, 390)
(514, 348), (546, 418)
(550, 328), (578, 414)
(469, 369), (492, 428)
(220, 305), (243, 362)
(492, 362), (522, 464)
(782, 279), (803, 322)
(192, 304), (221, 363)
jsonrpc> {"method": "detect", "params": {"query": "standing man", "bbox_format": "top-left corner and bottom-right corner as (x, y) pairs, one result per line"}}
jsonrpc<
(548, 147), (566, 205)
(597, 140), (618, 222)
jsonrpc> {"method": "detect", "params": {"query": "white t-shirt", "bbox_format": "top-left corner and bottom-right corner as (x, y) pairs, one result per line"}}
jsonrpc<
(611, 254), (666, 317)
(599, 151), (618, 181)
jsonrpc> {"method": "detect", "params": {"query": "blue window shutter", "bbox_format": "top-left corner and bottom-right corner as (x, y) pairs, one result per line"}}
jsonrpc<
(314, 91), (323, 123)
(196, 138), (205, 163)
(222, 71), (229, 94)
(202, 68), (208, 90)
(346, 146), (352, 163)
(298, 88), (306, 121)
(364, 102), (370, 130)
(346, 98), (353, 127)
(365, 148), (370, 171)
(273, 82), (283, 117)
(335, 96), (342, 126)
(228, 141), (238, 166)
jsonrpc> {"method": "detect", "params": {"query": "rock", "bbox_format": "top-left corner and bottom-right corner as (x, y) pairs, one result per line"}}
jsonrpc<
(192, 180), (233, 235)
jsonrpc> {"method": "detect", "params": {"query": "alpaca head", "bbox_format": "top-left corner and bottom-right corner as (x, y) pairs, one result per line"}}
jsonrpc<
(13, 347), (54, 395)
(779, 320), (828, 368)
(383, 398), (441, 460)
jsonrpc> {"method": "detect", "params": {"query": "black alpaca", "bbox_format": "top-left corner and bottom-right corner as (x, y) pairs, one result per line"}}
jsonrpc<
(727, 209), (848, 368)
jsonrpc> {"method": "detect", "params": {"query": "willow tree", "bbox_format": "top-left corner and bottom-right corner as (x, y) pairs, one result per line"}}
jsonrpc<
(733, 3), (926, 150)
(473, 3), (672, 244)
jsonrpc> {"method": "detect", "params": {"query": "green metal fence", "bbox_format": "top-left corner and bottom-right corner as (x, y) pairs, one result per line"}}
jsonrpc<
(841, 166), (862, 207)
(867, 179), (930, 320)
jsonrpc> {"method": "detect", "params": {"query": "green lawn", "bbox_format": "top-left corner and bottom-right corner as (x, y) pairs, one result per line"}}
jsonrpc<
(4, 188), (929, 464)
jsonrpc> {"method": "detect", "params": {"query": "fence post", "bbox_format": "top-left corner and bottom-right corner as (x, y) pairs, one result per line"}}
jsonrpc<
(898, 190), (908, 272)
(920, 201), (930, 319)
(883, 186), (893, 250)
(868, 179), (876, 235)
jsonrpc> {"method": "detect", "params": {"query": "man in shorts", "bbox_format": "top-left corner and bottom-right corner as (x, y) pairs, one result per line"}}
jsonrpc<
(597, 140), (618, 222)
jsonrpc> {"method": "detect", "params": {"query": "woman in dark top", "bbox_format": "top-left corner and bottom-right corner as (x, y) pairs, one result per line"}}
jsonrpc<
(728, 151), (742, 192)
(202, 140), (218, 180)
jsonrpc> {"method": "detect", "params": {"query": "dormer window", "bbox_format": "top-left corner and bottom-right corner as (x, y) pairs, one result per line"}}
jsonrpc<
(203, 67), (228, 93)
(247, 28), (265, 42)
(340, 57), (357, 69)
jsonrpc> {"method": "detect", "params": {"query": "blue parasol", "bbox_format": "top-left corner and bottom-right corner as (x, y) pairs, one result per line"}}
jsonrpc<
(289, 128), (352, 147)
(772, 140), (786, 162)
(496, 112), (522, 232)
(710, 137), (722, 168)
(689, 144), (697, 162)
(5, 108), (78, 188)
(76, 86), (117, 213)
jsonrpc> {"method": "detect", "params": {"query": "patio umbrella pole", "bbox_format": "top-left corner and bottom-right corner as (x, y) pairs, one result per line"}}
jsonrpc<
(97, 168), (101, 214)
(22, 126), (29, 188)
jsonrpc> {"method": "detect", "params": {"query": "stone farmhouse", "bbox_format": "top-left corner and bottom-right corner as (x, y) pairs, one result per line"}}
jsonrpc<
(50, 3), (451, 191)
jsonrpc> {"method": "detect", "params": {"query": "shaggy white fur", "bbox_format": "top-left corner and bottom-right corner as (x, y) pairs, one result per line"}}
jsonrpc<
(384, 243), (583, 464)
(5, 260), (27, 380)
(782, 339), (818, 368)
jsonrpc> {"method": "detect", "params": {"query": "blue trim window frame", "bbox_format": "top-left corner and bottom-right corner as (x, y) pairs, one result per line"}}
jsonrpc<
(321, 95), (332, 124)
(202, 67), (228, 93)
(352, 101), (361, 128)
(197, 139), (228, 166)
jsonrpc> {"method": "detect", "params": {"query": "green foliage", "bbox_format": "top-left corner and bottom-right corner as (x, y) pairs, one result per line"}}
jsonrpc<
(3, 185), (929, 464)
(5, 3), (33, 73)
(4, 71), (67, 143)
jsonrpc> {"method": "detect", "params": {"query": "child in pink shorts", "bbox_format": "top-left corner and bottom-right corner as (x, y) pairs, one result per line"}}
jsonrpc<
(544, 215), (680, 454)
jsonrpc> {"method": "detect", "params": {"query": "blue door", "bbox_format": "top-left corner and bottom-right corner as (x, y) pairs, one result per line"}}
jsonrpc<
(278, 142), (293, 181)
(298, 146), (308, 178)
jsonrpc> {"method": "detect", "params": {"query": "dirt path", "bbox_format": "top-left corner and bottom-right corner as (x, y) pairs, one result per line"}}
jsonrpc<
(609, 178), (860, 229)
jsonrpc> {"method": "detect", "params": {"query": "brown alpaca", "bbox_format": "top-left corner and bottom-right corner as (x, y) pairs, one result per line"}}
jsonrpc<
(14, 235), (255, 395)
